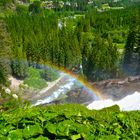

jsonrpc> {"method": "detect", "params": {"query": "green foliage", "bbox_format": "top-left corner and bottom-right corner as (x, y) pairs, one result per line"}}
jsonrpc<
(5, 14), (81, 70)
(40, 67), (59, 82)
(4, 4), (140, 82)
(24, 77), (47, 89)
(16, 5), (29, 15)
(11, 59), (28, 79)
(123, 13), (140, 74)
(0, 20), (12, 85)
(0, 0), (12, 8)
(0, 104), (139, 139)
(29, 1), (42, 14)
(115, 43), (125, 49)
(82, 34), (119, 81)
(24, 67), (47, 89)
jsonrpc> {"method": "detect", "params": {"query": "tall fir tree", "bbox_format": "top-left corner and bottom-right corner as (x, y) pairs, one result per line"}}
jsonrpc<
(11, 45), (28, 79)
(0, 21), (12, 85)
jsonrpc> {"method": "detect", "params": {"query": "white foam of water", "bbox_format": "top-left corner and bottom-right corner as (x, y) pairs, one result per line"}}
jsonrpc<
(87, 91), (140, 111)
(34, 77), (76, 106)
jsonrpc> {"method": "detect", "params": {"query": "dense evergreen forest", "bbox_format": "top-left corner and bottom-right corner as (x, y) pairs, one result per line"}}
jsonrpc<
(6, 7), (140, 80)
(0, 0), (140, 87)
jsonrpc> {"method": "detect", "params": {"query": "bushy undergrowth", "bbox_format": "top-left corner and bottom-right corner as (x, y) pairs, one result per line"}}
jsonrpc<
(40, 68), (59, 82)
(24, 67), (59, 89)
(0, 104), (140, 140)
(24, 67), (47, 89)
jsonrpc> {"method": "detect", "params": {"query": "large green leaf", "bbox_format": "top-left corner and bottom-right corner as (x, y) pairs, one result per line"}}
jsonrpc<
(23, 124), (43, 139)
(71, 134), (81, 140)
(45, 123), (56, 135)
(0, 134), (7, 140)
(8, 129), (23, 140)
(56, 120), (72, 136)
(29, 135), (49, 140)
(0, 125), (15, 135)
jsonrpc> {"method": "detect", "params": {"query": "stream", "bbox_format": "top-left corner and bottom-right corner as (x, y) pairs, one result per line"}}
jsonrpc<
(32, 73), (99, 106)
(31, 73), (140, 111)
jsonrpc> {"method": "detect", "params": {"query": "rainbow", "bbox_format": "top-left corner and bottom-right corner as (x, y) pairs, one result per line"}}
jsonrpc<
(11, 59), (104, 100)
(42, 62), (104, 100)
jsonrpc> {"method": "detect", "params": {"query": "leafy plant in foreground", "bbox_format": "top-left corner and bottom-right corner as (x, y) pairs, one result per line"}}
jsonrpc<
(0, 104), (139, 140)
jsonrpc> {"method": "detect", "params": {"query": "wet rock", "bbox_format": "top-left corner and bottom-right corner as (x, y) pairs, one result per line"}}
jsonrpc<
(49, 87), (95, 105)
(92, 75), (140, 100)
(128, 76), (140, 82)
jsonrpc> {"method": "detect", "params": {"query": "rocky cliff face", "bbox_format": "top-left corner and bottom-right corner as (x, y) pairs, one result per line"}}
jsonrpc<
(92, 75), (140, 100)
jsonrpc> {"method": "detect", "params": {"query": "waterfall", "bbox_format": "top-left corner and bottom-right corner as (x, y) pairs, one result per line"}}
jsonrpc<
(32, 73), (99, 106)
(87, 91), (140, 111)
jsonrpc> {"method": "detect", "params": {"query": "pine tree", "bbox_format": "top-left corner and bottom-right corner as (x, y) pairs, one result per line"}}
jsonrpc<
(84, 34), (119, 81)
(11, 45), (28, 79)
(0, 21), (12, 85)
(123, 30), (136, 64)
(123, 14), (140, 65)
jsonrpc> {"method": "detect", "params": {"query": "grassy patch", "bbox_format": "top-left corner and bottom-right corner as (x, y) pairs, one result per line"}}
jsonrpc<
(24, 67), (47, 89)
(117, 43), (125, 49)
(113, 43), (125, 49)
(40, 68), (60, 82)
(0, 9), (14, 18)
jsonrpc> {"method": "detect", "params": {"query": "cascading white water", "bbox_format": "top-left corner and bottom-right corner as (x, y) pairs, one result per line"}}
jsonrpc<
(33, 76), (76, 106)
(32, 70), (140, 111)
(87, 91), (140, 111)
(33, 74), (99, 106)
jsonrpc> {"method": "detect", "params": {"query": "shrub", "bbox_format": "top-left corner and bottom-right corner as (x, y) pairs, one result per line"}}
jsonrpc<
(0, 104), (139, 139)
(40, 68), (59, 82)
(24, 67), (47, 89)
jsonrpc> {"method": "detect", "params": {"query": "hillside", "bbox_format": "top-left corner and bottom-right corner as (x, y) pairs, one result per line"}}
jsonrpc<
(0, 1), (140, 139)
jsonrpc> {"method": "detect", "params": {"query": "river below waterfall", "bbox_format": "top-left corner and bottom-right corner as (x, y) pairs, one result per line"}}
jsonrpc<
(24, 73), (140, 111)
(89, 76), (140, 111)
(30, 73), (99, 106)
